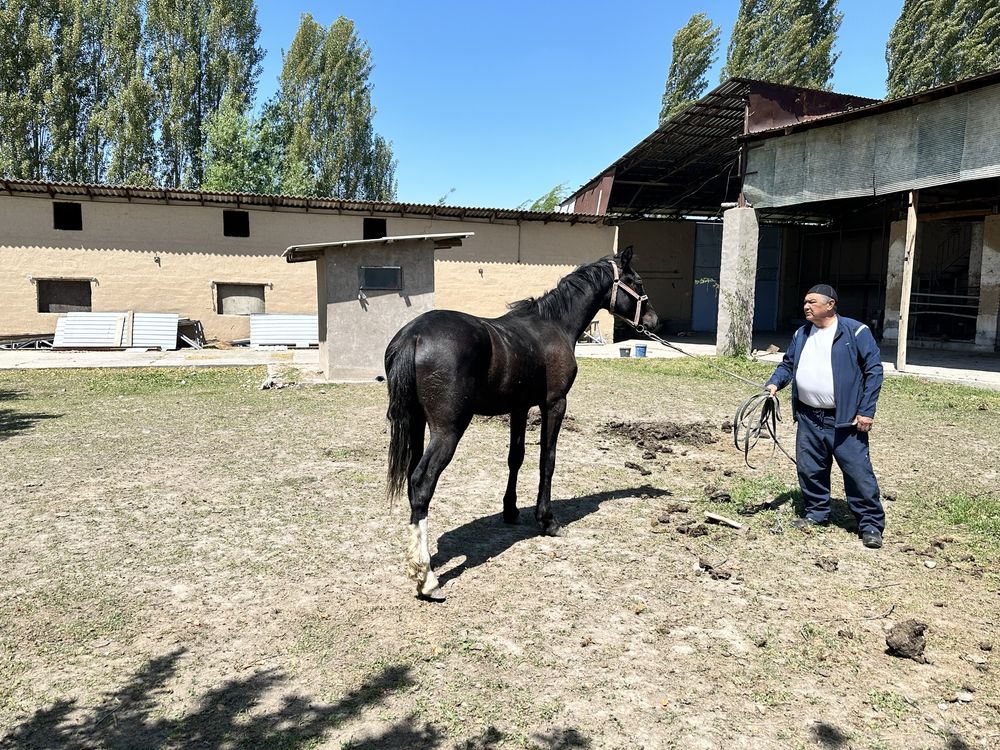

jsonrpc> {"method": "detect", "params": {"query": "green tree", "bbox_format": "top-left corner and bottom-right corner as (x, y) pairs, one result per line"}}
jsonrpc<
(0, 0), (55, 179)
(100, 0), (156, 184)
(524, 183), (569, 212)
(146, 0), (263, 188)
(659, 13), (720, 124)
(722, 0), (842, 90)
(886, 0), (1000, 98)
(201, 90), (281, 193)
(271, 14), (396, 200)
(48, 0), (88, 181)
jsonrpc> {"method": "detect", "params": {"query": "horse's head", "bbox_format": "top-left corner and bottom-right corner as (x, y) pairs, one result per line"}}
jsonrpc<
(610, 246), (659, 331)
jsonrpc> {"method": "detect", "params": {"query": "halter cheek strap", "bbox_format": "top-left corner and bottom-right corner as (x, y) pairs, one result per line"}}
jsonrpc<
(608, 260), (648, 327)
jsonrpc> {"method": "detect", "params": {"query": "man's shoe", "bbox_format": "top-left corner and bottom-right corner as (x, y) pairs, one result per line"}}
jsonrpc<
(789, 517), (827, 530)
(862, 529), (883, 549)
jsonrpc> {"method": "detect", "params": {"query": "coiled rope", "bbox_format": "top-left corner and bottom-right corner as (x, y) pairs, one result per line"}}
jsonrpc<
(631, 323), (797, 469)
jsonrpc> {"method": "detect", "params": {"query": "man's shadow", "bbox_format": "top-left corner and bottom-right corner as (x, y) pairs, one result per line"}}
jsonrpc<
(431, 484), (671, 588)
(791, 493), (861, 533)
(741, 488), (861, 533)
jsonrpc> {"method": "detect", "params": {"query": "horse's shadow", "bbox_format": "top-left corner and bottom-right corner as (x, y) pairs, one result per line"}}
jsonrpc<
(431, 484), (671, 588)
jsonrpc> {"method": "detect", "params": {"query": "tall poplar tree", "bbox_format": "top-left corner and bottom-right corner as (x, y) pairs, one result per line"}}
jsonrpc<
(659, 13), (721, 124)
(100, 0), (156, 184)
(146, 0), (263, 188)
(722, 0), (842, 90)
(271, 14), (396, 200)
(0, 0), (55, 179)
(887, 0), (1000, 98)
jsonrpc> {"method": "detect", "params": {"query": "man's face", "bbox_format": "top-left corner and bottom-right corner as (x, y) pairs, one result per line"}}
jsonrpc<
(803, 294), (835, 322)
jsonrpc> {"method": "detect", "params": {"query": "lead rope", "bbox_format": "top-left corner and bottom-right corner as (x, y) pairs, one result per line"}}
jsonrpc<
(631, 322), (797, 469)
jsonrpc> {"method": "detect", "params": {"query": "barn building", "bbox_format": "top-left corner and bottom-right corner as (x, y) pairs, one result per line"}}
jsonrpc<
(0, 182), (617, 353)
(563, 72), (1000, 367)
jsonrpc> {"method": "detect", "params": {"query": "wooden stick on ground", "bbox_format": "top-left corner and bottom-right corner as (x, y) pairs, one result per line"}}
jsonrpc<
(704, 511), (743, 530)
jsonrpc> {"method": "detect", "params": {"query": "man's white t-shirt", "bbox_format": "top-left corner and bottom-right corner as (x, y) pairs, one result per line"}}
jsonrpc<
(795, 320), (838, 408)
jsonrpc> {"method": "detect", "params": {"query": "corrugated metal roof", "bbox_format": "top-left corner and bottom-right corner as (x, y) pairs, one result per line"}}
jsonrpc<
(568, 78), (875, 218)
(0, 179), (608, 225)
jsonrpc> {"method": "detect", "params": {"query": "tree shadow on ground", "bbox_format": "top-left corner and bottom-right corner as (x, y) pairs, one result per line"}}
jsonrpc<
(432, 484), (671, 588)
(0, 389), (61, 442)
(0, 649), (410, 750)
(1, 650), (590, 750)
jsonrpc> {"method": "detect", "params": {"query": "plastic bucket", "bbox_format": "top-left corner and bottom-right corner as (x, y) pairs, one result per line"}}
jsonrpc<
(619, 347), (631, 358)
(634, 344), (647, 358)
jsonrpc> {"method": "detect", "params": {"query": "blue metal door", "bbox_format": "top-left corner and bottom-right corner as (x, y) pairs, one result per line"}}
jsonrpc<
(691, 223), (722, 331)
(690, 222), (782, 332)
(754, 227), (781, 332)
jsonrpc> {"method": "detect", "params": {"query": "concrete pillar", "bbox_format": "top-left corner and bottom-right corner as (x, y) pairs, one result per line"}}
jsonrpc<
(716, 207), (758, 356)
(975, 215), (1000, 351)
(882, 220), (907, 341)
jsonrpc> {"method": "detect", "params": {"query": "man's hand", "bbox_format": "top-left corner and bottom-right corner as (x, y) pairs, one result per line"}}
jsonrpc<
(853, 415), (874, 433)
(765, 384), (778, 397)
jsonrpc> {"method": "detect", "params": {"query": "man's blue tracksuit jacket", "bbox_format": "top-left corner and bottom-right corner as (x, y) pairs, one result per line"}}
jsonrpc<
(766, 316), (885, 532)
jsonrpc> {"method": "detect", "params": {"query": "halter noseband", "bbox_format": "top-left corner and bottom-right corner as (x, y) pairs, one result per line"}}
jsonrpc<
(608, 259), (648, 327)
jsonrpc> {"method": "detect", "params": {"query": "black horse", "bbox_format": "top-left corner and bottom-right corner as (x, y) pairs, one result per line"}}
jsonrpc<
(384, 247), (659, 597)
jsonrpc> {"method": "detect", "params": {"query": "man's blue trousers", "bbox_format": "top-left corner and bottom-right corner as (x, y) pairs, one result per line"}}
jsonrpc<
(795, 403), (885, 533)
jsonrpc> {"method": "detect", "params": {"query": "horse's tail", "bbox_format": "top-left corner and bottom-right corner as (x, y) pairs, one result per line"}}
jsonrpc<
(385, 332), (418, 504)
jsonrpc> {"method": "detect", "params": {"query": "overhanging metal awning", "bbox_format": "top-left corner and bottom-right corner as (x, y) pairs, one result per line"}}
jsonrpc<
(568, 79), (876, 219)
(282, 232), (474, 263)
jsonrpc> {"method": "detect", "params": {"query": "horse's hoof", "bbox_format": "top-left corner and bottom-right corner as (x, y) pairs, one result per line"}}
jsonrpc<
(503, 509), (520, 525)
(540, 521), (565, 537)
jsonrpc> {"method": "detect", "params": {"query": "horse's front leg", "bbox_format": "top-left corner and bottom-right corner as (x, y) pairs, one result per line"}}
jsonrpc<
(535, 397), (567, 536)
(502, 408), (528, 524)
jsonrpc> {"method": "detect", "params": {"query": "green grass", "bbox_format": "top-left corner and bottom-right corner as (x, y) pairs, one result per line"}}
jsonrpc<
(881, 375), (1000, 414)
(866, 689), (911, 720)
(938, 492), (1000, 537)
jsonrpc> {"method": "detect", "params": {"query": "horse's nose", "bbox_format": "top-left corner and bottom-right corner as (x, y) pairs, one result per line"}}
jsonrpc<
(641, 305), (659, 331)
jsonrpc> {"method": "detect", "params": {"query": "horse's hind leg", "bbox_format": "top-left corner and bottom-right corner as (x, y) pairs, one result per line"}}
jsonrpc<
(407, 426), (463, 597)
(502, 408), (528, 524)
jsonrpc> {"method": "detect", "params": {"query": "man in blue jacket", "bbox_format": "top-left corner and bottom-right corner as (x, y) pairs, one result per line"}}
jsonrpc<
(765, 284), (885, 549)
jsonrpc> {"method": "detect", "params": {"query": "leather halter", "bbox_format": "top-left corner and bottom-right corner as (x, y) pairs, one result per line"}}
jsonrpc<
(608, 259), (648, 327)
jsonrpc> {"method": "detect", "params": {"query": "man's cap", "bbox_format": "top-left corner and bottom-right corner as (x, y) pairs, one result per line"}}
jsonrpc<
(807, 283), (838, 302)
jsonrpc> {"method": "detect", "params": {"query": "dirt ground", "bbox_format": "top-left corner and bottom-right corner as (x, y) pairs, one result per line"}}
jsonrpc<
(1, 359), (998, 750)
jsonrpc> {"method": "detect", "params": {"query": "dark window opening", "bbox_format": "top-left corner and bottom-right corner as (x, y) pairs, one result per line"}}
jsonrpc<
(360, 266), (402, 291)
(216, 283), (265, 314)
(363, 217), (387, 240)
(223, 210), (250, 237)
(53, 202), (83, 231)
(37, 279), (92, 312)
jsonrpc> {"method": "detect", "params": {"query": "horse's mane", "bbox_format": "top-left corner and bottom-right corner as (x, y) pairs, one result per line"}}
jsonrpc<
(506, 256), (613, 320)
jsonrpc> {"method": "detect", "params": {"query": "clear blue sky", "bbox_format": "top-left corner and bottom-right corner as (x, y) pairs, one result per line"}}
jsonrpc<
(255, 0), (903, 209)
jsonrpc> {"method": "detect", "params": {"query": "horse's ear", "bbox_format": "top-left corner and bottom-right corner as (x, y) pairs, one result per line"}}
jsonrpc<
(619, 245), (634, 268)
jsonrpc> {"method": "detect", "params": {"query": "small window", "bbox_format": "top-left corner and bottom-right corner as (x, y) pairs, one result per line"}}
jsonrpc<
(223, 210), (250, 237)
(53, 202), (83, 231)
(37, 279), (92, 312)
(363, 217), (387, 240)
(216, 283), (265, 314)
(360, 266), (402, 291)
